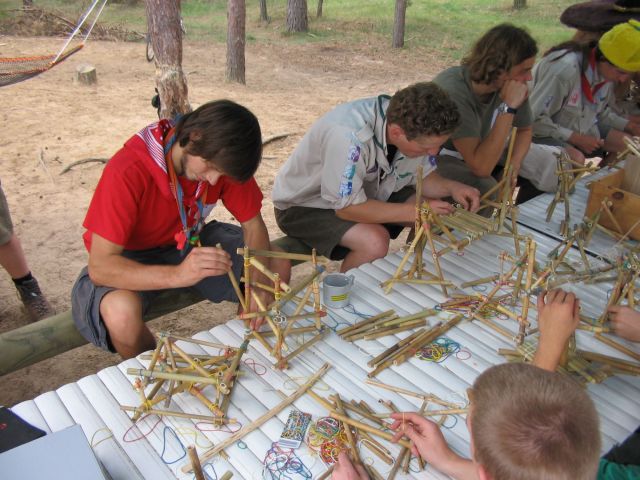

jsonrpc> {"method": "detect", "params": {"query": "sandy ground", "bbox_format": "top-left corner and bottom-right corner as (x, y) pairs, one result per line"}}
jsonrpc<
(0, 34), (448, 406)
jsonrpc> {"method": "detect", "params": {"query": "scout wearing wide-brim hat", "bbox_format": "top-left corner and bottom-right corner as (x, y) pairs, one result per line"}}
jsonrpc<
(561, 0), (640, 33)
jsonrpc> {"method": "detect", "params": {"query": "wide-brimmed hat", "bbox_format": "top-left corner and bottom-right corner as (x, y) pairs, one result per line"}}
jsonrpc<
(561, 0), (640, 33)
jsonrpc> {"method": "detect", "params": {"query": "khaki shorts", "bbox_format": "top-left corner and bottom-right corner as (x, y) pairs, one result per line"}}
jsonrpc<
(0, 182), (13, 245)
(274, 187), (415, 260)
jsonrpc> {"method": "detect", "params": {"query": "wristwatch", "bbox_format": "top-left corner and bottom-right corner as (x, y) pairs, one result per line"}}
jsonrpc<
(497, 102), (517, 115)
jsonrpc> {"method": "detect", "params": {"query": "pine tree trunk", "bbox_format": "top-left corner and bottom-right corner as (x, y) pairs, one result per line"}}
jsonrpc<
(392, 0), (407, 48)
(513, 0), (526, 9)
(226, 0), (246, 84)
(287, 0), (308, 33)
(144, 0), (190, 119)
(317, 0), (323, 18)
(259, 0), (270, 22)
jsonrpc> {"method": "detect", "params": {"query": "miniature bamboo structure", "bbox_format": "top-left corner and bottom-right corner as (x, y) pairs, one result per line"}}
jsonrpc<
(235, 247), (328, 369)
(122, 332), (245, 425)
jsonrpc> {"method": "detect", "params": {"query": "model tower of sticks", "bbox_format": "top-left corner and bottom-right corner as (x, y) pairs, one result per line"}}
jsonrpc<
(122, 332), (247, 424)
(235, 247), (328, 369)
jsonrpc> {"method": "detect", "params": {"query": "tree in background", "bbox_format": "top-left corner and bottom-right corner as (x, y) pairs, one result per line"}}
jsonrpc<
(287, 0), (308, 32)
(513, 0), (527, 9)
(227, 0), (246, 84)
(317, 0), (324, 18)
(259, 0), (270, 22)
(23, 0), (33, 6)
(392, 0), (407, 48)
(144, 0), (190, 118)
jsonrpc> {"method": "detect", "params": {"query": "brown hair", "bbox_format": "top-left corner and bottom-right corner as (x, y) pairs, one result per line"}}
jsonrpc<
(544, 40), (606, 73)
(174, 99), (262, 182)
(471, 363), (600, 480)
(386, 82), (460, 140)
(463, 23), (538, 85)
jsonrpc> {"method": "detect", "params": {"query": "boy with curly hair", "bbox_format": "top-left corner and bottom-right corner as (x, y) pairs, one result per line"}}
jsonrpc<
(272, 82), (480, 271)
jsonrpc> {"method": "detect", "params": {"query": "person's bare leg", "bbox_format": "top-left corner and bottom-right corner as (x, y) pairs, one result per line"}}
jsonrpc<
(339, 223), (391, 272)
(564, 145), (586, 165)
(100, 289), (156, 358)
(0, 234), (30, 278)
(602, 129), (630, 164)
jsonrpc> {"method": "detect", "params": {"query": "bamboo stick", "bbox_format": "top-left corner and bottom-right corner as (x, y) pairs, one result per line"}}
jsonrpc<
(182, 363), (330, 472)
(276, 328), (327, 369)
(122, 406), (231, 423)
(188, 446), (207, 480)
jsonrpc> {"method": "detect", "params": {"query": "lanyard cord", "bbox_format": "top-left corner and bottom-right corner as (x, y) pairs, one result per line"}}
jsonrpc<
(164, 130), (207, 251)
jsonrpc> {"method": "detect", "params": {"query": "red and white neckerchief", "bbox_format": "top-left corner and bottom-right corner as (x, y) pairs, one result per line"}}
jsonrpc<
(580, 48), (607, 105)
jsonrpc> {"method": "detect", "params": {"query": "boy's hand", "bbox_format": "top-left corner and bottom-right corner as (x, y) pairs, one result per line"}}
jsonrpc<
(608, 305), (640, 342)
(450, 183), (480, 212)
(174, 247), (232, 287)
(533, 289), (580, 371)
(425, 198), (455, 215)
(332, 452), (369, 480)
(389, 413), (457, 468)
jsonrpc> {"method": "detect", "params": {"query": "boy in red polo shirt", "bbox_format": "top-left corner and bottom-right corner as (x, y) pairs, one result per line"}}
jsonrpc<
(72, 100), (287, 358)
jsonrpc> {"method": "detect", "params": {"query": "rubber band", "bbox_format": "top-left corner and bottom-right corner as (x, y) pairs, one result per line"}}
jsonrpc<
(262, 442), (312, 479)
(174, 427), (214, 449)
(201, 463), (218, 480)
(90, 427), (113, 448)
(160, 426), (187, 464)
(416, 337), (461, 363)
(440, 415), (458, 430)
(196, 421), (242, 434)
(123, 414), (163, 442)
(237, 440), (248, 449)
(244, 358), (267, 376)
(472, 284), (487, 292)
(455, 348), (472, 361)
(343, 304), (373, 319)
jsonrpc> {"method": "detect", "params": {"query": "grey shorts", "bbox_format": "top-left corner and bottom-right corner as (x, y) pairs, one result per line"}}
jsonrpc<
(71, 221), (244, 352)
(435, 154), (497, 198)
(0, 182), (13, 246)
(274, 187), (415, 260)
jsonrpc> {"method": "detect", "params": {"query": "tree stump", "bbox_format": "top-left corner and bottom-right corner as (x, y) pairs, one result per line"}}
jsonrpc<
(75, 64), (97, 85)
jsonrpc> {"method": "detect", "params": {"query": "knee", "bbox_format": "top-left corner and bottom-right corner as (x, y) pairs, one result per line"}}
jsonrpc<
(359, 227), (391, 259)
(100, 290), (142, 335)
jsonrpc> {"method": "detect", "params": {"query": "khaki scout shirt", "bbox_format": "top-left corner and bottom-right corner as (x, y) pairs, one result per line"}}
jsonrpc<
(272, 95), (437, 211)
(530, 50), (628, 143)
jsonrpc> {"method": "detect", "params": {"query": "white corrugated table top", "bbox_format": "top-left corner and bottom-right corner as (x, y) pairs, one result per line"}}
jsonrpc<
(11, 224), (640, 480)
(515, 165), (638, 258)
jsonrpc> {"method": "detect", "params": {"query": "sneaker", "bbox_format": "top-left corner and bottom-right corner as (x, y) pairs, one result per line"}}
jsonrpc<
(15, 277), (55, 321)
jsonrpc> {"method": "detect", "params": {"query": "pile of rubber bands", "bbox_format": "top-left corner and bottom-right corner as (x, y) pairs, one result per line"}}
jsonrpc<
(416, 337), (470, 362)
(306, 417), (348, 465)
(262, 443), (312, 479)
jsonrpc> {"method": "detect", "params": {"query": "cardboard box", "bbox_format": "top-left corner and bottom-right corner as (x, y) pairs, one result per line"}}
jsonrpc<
(585, 163), (640, 241)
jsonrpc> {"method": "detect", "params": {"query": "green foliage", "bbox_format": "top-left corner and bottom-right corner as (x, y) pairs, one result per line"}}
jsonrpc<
(0, 0), (578, 60)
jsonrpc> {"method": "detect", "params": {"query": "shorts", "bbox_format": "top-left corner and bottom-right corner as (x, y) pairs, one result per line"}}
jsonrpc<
(71, 221), (244, 352)
(435, 154), (497, 199)
(0, 182), (13, 246)
(274, 187), (415, 260)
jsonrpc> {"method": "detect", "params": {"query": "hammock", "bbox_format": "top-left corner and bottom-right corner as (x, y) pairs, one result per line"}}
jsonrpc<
(0, 0), (107, 87)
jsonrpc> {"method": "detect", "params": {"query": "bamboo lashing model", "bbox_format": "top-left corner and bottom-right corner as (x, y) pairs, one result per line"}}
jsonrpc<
(236, 247), (329, 369)
(122, 332), (245, 424)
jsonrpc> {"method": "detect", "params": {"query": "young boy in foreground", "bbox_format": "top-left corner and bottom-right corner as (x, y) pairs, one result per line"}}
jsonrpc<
(333, 289), (602, 479)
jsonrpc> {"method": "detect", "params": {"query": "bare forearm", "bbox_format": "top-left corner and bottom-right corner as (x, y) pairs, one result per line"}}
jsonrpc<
(89, 254), (179, 290)
(336, 199), (414, 224)
(422, 172), (458, 198)
(464, 115), (516, 176)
